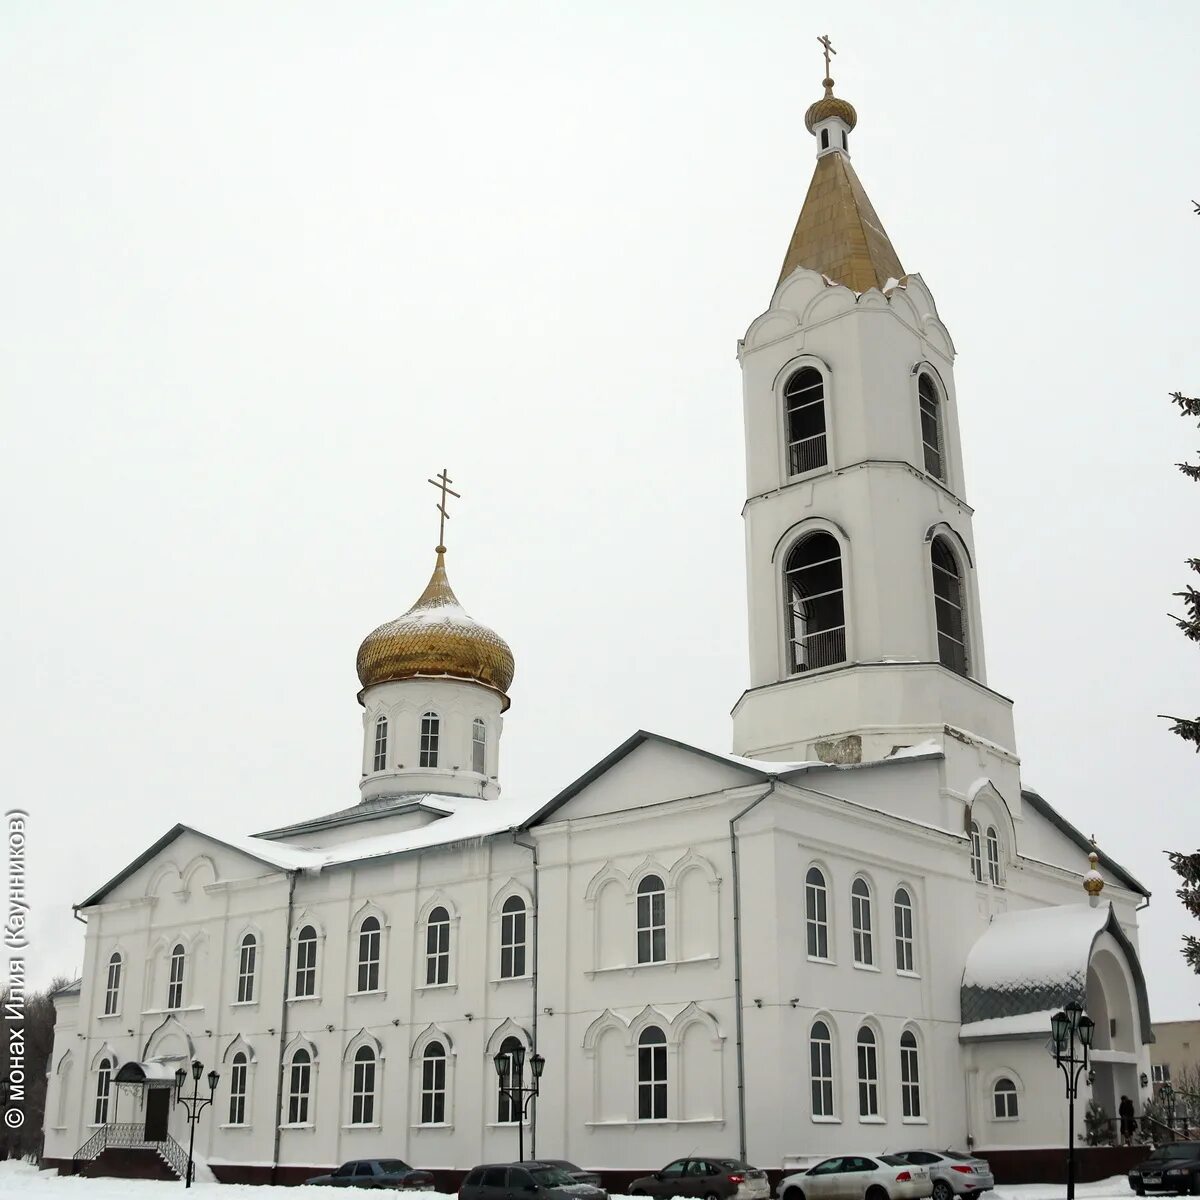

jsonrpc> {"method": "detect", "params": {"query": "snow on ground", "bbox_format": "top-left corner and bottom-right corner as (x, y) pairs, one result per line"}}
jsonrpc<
(0, 1163), (1139, 1199)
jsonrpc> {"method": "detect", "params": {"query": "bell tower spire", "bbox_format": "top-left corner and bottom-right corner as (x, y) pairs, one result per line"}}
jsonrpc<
(732, 46), (1021, 803)
(776, 40), (905, 293)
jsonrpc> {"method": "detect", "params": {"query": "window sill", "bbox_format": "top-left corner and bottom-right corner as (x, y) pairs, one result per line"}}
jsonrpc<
(586, 954), (718, 978)
(810, 1115), (841, 1124)
(342, 1123), (382, 1131)
(859, 1115), (886, 1124)
(412, 1122), (454, 1131)
(97, 1012), (123, 1020)
(807, 956), (836, 966)
(990, 1116), (1020, 1123)
(852, 962), (881, 973)
(219, 1123), (251, 1130)
(286, 995), (321, 1004)
(490, 975), (533, 985)
(230, 1000), (259, 1008)
(279, 1123), (315, 1130)
(896, 970), (921, 980)
(416, 982), (457, 994)
(142, 1005), (203, 1016)
(350, 989), (387, 999)
(901, 1117), (929, 1125)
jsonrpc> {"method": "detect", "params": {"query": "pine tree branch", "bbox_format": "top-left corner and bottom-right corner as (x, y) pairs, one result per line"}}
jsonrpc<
(1160, 715), (1200, 748)
(1171, 391), (1200, 418)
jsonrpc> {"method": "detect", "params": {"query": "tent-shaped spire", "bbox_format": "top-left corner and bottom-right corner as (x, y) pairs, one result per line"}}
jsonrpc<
(777, 67), (905, 293)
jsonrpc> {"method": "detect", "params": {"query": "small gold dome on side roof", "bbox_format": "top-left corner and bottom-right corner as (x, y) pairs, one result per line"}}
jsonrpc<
(356, 549), (515, 709)
(1083, 849), (1106, 898)
(805, 79), (858, 134)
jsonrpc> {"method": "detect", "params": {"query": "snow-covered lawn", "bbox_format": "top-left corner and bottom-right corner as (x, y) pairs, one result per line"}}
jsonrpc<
(0, 1164), (1139, 1200)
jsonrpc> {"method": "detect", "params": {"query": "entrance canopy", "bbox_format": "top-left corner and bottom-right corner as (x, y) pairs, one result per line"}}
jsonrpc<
(114, 1060), (180, 1086)
(959, 901), (1152, 1042)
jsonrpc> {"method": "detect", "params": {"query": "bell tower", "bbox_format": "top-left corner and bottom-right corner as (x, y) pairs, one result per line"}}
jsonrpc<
(730, 48), (1019, 792)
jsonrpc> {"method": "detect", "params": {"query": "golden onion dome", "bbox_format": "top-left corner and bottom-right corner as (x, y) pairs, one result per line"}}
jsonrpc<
(804, 79), (858, 134)
(1083, 849), (1106, 899)
(356, 549), (515, 710)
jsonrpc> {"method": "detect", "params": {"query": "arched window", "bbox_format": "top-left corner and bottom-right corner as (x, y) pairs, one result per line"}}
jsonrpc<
(856, 1026), (879, 1117)
(637, 1026), (667, 1120)
(986, 827), (1002, 885)
(931, 537), (968, 675)
(166, 943), (185, 1010)
(900, 1031), (921, 1118)
(820, 128), (830, 151)
(287, 1048), (312, 1124)
(496, 1035), (523, 1123)
(636, 875), (666, 964)
(372, 716), (389, 772)
(993, 1077), (1018, 1119)
(425, 906), (450, 985)
(918, 373), (945, 480)
(94, 1057), (112, 1125)
(851, 879), (874, 966)
(228, 1052), (248, 1125)
(969, 821), (984, 882)
(294, 926), (317, 998)
(419, 712), (440, 768)
(500, 896), (527, 979)
(810, 1021), (834, 1118)
(420, 1041), (447, 1124)
(785, 532), (846, 671)
(784, 367), (828, 476)
(237, 934), (257, 1004)
(357, 916), (381, 993)
(472, 718), (487, 776)
(893, 888), (914, 973)
(351, 1046), (377, 1125)
(103, 953), (122, 1015)
(805, 867), (830, 960)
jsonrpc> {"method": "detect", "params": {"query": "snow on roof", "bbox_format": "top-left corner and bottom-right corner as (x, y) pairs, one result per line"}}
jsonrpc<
(960, 902), (1113, 1029)
(959, 1008), (1060, 1042)
(202, 793), (541, 875)
(887, 738), (942, 760)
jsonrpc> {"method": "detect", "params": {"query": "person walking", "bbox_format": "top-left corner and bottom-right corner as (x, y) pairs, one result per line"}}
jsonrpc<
(1119, 1094), (1137, 1145)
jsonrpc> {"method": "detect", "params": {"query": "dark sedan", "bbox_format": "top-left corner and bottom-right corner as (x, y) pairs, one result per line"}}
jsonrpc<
(540, 1161), (603, 1188)
(307, 1159), (437, 1189)
(1129, 1144), (1200, 1196)
(628, 1158), (770, 1200)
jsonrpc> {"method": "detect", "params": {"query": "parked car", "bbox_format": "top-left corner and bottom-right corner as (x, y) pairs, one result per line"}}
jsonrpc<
(306, 1159), (437, 1189)
(891, 1151), (994, 1200)
(459, 1162), (607, 1200)
(779, 1155), (933, 1200)
(627, 1157), (771, 1200)
(539, 1161), (604, 1188)
(1128, 1143), (1200, 1196)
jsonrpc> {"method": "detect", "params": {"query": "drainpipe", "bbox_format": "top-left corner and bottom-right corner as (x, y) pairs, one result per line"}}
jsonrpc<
(271, 871), (298, 1186)
(511, 831), (539, 1159)
(729, 783), (776, 1166)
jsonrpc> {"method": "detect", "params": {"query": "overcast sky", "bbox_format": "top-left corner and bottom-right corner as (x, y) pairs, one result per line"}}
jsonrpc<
(3, 2), (1197, 1020)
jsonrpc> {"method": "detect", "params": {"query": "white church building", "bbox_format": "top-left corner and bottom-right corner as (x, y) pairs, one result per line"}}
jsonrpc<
(45, 67), (1155, 1187)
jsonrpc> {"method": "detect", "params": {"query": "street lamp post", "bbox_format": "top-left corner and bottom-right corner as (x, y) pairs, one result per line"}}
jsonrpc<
(493, 1046), (545, 1163)
(1051, 1003), (1095, 1200)
(173, 1059), (219, 1189)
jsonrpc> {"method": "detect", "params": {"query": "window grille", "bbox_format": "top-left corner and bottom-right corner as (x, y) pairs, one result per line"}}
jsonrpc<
(931, 537), (969, 675)
(785, 532), (846, 671)
(784, 368), (828, 476)
(918, 374), (945, 480)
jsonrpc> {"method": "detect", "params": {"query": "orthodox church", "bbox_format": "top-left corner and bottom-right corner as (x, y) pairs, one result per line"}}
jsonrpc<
(45, 63), (1154, 1186)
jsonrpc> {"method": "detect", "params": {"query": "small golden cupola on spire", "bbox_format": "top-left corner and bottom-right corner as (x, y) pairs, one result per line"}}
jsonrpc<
(777, 36), (906, 294)
(356, 470), (515, 710)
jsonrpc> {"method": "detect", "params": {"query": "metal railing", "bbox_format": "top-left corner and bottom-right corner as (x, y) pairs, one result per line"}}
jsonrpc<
(788, 433), (828, 476)
(792, 625), (846, 670)
(72, 1122), (189, 1179)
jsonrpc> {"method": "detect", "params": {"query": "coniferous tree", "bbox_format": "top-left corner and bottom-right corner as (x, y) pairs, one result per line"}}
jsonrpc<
(1162, 390), (1200, 974)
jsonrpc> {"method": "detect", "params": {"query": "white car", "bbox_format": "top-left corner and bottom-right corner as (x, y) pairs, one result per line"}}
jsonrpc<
(779, 1155), (933, 1200)
(890, 1151), (994, 1200)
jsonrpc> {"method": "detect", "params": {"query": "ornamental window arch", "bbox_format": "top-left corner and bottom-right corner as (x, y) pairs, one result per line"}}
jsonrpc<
(282, 1035), (318, 1126)
(409, 1024), (455, 1127)
(630, 860), (670, 965)
(349, 902), (388, 995)
(808, 1012), (839, 1120)
(774, 354), (834, 478)
(233, 924), (263, 1005)
(774, 518), (852, 674)
(668, 849), (721, 963)
(854, 1016), (886, 1120)
(965, 780), (1016, 886)
(416, 893), (459, 988)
